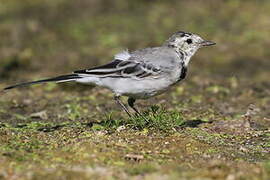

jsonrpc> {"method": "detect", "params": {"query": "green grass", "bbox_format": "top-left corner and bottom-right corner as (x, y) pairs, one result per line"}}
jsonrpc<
(0, 0), (270, 179)
(101, 106), (185, 131)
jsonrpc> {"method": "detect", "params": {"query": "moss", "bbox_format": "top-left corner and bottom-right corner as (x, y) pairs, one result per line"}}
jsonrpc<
(1, 0), (270, 179)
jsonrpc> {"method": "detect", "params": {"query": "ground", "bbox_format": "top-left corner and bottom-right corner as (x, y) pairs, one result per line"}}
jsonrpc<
(0, 1), (269, 179)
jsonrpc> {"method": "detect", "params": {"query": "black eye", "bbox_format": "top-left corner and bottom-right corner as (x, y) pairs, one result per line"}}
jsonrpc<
(186, 39), (193, 44)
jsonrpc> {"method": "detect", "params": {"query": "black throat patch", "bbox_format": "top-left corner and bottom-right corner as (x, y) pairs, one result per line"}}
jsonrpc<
(178, 61), (188, 81)
(180, 66), (187, 79)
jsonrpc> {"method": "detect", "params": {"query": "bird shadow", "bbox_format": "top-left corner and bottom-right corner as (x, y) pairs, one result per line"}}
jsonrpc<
(8, 122), (94, 133)
(4, 115), (213, 133)
(36, 122), (94, 132)
(178, 119), (213, 129)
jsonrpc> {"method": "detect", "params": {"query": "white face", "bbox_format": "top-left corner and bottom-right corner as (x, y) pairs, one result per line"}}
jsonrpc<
(164, 31), (215, 56)
(164, 31), (215, 66)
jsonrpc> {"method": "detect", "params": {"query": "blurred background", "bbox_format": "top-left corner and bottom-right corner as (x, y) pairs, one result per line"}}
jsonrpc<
(0, 1), (269, 178)
(0, 0), (269, 119)
(1, 0), (269, 79)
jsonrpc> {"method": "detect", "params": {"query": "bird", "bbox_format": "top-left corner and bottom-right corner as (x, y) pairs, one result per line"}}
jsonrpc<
(3, 31), (215, 117)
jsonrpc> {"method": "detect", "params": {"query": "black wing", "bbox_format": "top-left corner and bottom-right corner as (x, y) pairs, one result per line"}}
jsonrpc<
(74, 60), (161, 79)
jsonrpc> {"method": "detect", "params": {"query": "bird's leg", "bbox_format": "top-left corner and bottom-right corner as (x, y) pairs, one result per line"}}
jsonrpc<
(127, 98), (143, 116)
(114, 95), (132, 117)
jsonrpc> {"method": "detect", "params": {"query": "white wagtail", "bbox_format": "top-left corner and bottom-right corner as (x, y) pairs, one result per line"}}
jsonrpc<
(3, 31), (215, 117)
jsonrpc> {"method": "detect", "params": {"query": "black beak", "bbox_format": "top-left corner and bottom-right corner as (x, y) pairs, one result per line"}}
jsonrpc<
(200, 40), (216, 47)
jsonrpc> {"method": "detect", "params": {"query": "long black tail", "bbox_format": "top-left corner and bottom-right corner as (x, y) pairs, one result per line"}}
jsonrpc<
(3, 74), (81, 91)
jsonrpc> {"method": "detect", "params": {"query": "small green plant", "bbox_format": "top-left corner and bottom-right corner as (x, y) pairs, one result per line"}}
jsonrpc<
(100, 106), (184, 132)
(100, 112), (124, 129)
(127, 106), (184, 131)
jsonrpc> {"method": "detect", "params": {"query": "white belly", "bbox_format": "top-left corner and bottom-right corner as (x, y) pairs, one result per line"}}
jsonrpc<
(100, 77), (173, 99)
(76, 68), (182, 99)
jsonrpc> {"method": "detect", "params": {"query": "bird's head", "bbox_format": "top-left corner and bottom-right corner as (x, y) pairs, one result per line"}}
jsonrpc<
(164, 31), (215, 63)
